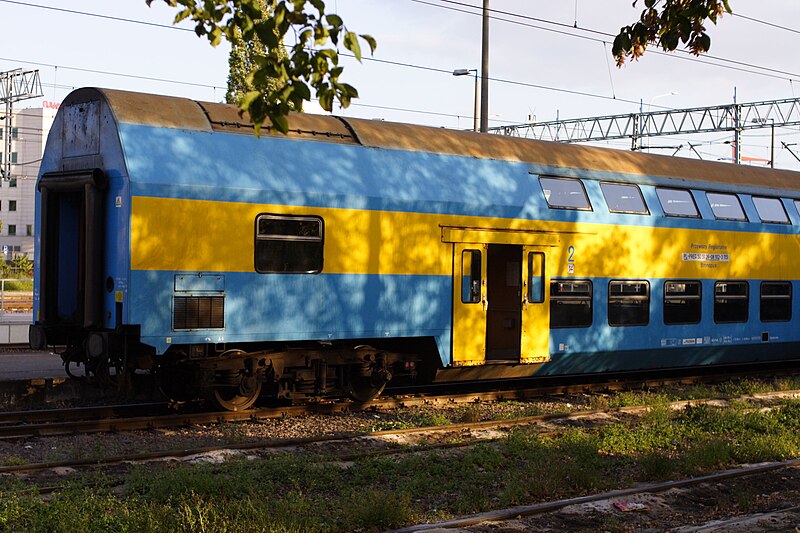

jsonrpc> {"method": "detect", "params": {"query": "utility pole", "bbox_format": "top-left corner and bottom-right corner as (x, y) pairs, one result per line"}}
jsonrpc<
(479, 0), (489, 133)
(0, 69), (43, 180)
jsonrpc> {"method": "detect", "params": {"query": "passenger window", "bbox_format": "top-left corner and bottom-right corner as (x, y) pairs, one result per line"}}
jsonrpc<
(550, 280), (592, 328)
(539, 177), (592, 210)
(461, 250), (482, 304)
(664, 280), (702, 325)
(761, 282), (792, 322)
(752, 197), (789, 224)
(255, 214), (324, 273)
(600, 183), (649, 214)
(706, 193), (747, 221)
(608, 280), (650, 326)
(714, 281), (748, 323)
(656, 188), (700, 218)
(527, 252), (545, 303)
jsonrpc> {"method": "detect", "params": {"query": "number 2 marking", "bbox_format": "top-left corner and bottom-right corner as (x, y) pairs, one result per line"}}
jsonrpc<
(568, 246), (575, 263)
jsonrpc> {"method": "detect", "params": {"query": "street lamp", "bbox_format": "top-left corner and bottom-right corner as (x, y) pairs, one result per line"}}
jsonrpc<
(453, 68), (479, 132)
(752, 118), (775, 169)
(634, 91), (677, 151)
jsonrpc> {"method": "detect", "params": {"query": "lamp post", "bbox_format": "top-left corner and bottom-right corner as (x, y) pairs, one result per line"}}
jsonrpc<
(453, 69), (479, 132)
(634, 91), (677, 151)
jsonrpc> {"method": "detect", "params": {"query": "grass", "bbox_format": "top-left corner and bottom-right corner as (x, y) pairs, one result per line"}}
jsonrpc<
(2, 280), (32, 291)
(5, 388), (800, 531)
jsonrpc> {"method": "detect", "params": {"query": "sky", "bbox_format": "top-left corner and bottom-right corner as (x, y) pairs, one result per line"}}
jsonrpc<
(2, 0), (799, 168)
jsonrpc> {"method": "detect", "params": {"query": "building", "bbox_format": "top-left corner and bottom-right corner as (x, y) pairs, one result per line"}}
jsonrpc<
(0, 102), (57, 259)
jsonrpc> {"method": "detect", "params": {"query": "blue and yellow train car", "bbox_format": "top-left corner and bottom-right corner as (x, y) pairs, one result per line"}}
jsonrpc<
(29, 88), (800, 409)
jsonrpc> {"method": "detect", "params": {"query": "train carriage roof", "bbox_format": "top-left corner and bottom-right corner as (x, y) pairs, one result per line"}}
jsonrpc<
(63, 87), (800, 192)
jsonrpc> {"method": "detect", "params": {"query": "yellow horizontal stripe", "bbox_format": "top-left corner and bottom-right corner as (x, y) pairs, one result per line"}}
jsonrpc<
(130, 196), (800, 280)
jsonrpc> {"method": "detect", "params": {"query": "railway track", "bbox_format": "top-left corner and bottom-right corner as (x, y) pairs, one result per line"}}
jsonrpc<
(2, 389), (799, 476)
(391, 458), (800, 532)
(1, 361), (799, 439)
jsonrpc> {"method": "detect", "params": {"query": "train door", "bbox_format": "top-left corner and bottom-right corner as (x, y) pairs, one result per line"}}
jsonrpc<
(485, 244), (522, 360)
(452, 243), (487, 365)
(452, 240), (551, 365)
(520, 246), (550, 363)
(37, 169), (106, 329)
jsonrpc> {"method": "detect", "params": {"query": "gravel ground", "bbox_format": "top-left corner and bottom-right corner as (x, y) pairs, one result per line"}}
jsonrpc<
(0, 395), (588, 466)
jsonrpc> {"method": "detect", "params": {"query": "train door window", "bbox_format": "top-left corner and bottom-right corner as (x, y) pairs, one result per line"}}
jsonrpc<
(461, 249), (482, 303)
(664, 280), (702, 324)
(714, 281), (749, 323)
(539, 177), (592, 210)
(706, 193), (748, 222)
(527, 252), (545, 303)
(656, 188), (700, 218)
(752, 197), (790, 224)
(761, 282), (792, 322)
(550, 280), (592, 328)
(255, 214), (324, 273)
(600, 183), (649, 214)
(608, 280), (650, 326)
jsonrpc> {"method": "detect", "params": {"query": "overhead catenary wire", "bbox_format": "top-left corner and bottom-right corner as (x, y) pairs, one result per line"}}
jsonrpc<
(409, 0), (800, 82)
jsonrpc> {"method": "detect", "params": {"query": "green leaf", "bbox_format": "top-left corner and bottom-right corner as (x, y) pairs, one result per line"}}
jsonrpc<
(344, 31), (361, 61)
(360, 34), (377, 54)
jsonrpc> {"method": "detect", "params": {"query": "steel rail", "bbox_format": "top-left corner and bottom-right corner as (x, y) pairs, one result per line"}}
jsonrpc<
(390, 458), (800, 532)
(2, 390), (799, 475)
(1, 363), (798, 439)
(0, 402), (171, 425)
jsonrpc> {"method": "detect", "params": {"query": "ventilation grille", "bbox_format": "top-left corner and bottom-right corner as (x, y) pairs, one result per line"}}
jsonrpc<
(173, 296), (224, 330)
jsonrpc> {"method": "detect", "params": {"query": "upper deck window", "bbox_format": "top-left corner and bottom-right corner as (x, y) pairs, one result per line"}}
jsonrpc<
(600, 183), (649, 214)
(539, 177), (592, 211)
(707, 193), (748, 222)
(752, 197), (789, 224)
(255, 214), (324, 273)
(656, 188), (699, 218)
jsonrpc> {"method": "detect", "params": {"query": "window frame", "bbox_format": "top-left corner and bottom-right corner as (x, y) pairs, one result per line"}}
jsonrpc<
(663, 280), (702, 325)
(550, 279), (593, 328)
(608, 280), (650, 327)
(656, 188), (701, 218)
(713, 280), (749, 324)
(254, 213), (324, 274)
(706, 192), (748, 222)
(461, 249), (482, 304)
(600, 182), (649, 215)
(539, 177), (593, 211)
(760, 281), (792, 322)
(527, 251), (545, 304)
(752, 196), (790, 224)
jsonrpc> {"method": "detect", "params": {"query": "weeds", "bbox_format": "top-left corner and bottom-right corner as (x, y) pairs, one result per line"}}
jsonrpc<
(6, 385), (800, 531)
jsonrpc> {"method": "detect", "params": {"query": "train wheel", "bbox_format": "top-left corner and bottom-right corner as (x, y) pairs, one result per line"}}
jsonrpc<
(347, 376), (386, 403)
(211, 377), (262, 411)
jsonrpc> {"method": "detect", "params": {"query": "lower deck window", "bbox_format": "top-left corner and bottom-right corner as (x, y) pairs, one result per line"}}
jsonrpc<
(761, 282), (792, 322)
(608, 280), (649, 326)
(255, 214), (324, 273)
(550, 280), (592, 328)
(714, 281), (749, 323)
(664, 280), (701, 325)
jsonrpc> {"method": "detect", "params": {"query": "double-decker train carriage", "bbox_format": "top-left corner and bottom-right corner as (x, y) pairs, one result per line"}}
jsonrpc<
(29, 88), (800, 410)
